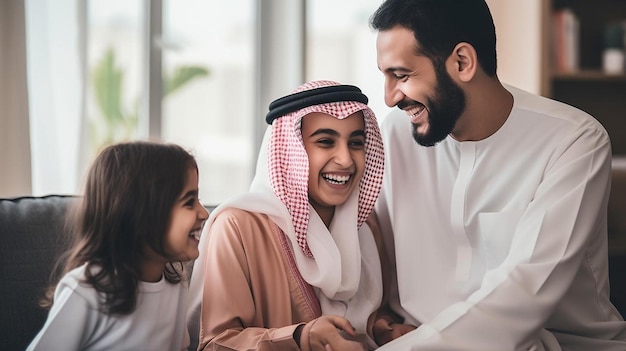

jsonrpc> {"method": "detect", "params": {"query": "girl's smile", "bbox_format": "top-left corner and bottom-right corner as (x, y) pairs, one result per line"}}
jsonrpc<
(189, 227), (202, 243)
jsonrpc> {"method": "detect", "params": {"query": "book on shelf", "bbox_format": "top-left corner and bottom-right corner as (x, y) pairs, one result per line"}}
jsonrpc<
(552, 8), (579, 74)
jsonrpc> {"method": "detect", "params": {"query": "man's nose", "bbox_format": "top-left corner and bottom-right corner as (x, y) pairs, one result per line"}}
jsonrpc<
(384, 79), (403, 107)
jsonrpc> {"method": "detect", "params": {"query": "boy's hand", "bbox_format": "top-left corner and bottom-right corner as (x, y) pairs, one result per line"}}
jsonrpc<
(301, 315), (367, 351)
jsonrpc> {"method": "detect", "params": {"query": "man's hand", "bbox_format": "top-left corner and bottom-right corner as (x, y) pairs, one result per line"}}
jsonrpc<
(372, 317), (418, 345)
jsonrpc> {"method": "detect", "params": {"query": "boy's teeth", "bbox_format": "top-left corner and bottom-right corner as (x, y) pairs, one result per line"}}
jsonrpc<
(323, 174), (350, 184)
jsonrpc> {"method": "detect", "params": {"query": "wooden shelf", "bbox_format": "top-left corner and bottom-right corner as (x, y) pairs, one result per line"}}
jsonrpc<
(544, 0), (626, 155)
(552, 70), (626, 81)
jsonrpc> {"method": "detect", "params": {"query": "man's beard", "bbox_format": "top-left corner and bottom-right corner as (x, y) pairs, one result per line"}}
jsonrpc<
(412, 63), (466, 147)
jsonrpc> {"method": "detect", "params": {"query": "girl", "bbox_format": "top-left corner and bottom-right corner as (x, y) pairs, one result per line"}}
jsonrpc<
(27, 141), (209, 350)
(187, 80), (414, 351)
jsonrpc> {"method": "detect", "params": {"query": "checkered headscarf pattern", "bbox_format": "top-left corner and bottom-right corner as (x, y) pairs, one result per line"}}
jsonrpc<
(268, 80), (385, 258)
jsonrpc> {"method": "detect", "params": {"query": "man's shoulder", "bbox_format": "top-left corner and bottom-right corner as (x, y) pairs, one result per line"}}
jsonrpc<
(379, 109), (414, 142)
(507, 85), (610, 150)
(380, 108), (407, 128)
(508, 85), (605, 131)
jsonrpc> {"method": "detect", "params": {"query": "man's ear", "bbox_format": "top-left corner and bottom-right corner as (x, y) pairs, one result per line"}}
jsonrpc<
(447, 42), (477, 82)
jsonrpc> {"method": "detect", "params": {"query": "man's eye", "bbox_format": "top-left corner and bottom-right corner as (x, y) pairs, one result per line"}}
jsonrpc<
(393, 73), (408, 79)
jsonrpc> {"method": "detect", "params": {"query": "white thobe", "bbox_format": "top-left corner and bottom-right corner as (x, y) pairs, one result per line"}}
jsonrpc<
(375, 85), (626, 350)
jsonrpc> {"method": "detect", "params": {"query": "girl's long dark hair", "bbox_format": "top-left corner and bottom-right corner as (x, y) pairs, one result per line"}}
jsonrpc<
(42, 141), (197, 315)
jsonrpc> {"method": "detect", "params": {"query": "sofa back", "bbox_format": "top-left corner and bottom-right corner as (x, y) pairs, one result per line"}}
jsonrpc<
(0, 195), (76, 351)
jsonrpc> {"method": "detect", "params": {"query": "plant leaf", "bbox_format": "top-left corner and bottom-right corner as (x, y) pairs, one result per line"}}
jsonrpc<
(164, 66), (209, 96)
(92, 48), (125, 124)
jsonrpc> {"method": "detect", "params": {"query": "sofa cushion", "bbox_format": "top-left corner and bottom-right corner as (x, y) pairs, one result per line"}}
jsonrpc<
(0, 195), (76, 351)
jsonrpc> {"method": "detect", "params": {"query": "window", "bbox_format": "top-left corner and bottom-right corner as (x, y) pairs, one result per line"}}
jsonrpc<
(85, 0), (254, 205)
(306, 0), (392, 123)
(162, 0), (254, 204)
(24, 0), (389, 205)
(87, 0), (143, 157)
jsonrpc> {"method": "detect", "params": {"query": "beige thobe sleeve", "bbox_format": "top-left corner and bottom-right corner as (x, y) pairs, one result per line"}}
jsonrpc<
(198, 208), (315, 351)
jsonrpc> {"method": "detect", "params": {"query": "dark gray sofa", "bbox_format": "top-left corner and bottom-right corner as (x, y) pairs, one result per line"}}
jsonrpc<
(2, 158), (626, 350)
(0, 195), (215, 351)
(0, 195), (76, 351)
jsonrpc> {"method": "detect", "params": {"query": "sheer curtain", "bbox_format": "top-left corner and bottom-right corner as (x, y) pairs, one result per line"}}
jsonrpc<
(0, 0), (31, 197)
(24, 0), (85, 196)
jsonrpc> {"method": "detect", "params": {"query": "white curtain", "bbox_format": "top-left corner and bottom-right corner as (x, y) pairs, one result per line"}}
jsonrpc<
(0, 0), (31, 197)
(25, 0), (85, 196)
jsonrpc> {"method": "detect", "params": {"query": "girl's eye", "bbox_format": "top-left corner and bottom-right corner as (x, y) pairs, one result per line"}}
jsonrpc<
(184, 198), (196, 207)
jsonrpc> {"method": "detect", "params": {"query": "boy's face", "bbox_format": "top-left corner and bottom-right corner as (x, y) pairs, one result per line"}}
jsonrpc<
(301, 111), (366, 220)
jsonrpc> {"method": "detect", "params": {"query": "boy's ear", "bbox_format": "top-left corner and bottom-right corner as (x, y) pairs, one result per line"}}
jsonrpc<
(447, 42), (477, 82)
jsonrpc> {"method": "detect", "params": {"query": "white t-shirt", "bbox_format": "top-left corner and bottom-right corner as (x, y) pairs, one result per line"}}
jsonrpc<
(375, 85), (626, 350)
(27, 264), (190, 351)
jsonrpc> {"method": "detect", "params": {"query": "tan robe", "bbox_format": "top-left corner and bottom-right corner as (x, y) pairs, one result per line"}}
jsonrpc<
(197, 208), (392, 351)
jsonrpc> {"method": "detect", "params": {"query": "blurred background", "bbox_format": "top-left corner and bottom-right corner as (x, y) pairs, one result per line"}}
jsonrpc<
(2, 0), (625, 206)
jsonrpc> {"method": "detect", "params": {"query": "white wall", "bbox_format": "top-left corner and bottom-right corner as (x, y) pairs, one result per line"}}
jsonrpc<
(486, 0), (543, 94)
(0, 0), (31, 197)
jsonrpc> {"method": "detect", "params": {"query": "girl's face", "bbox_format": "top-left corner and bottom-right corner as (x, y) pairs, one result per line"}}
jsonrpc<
(163, 166), (209, 262)
(301, 111), (366, 225)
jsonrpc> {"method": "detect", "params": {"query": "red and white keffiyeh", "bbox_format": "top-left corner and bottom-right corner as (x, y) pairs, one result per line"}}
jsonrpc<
(188, 80), (385, 343)
(268, 80), (385, 258)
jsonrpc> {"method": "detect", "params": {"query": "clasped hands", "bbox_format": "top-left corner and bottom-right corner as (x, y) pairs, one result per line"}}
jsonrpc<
(299, 315), (417, 351)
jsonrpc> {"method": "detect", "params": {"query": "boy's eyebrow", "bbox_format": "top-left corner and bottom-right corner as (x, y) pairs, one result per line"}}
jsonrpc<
(309, 128), (339, 137)
(309, 129), (366, 138)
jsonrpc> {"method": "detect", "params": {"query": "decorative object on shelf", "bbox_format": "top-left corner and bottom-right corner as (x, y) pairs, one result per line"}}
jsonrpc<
(602, 21), (625, 75)
(546, 0), (626, 156)
(552, 8), (579, 73)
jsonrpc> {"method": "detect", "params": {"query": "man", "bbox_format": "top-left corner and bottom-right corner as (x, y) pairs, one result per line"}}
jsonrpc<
(370, 0), (626, 350)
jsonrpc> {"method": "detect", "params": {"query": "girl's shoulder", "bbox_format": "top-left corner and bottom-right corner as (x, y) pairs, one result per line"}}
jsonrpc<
(58, 263), (89, 287)
(55, 263), (102, 307)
